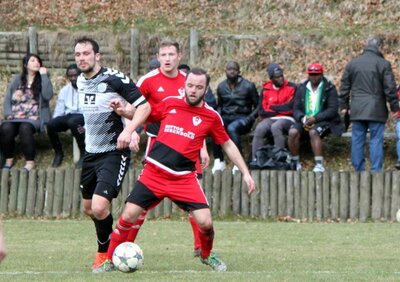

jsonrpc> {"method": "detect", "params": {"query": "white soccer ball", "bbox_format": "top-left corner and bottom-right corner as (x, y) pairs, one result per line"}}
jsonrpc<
(396, 209), (400, 222)
(112, 242), (144, 273)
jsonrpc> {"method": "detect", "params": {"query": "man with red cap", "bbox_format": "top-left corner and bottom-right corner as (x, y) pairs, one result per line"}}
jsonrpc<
(288, 63), (344, 172)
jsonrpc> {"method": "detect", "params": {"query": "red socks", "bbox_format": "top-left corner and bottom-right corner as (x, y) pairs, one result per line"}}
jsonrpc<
(199, 227), (214, 259)
(106, 217), (134, 260)
(126, 210), (147, 242)
(189, 215), (201, 251)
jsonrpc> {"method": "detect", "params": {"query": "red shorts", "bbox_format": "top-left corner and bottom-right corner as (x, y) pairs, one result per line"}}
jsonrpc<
(126, 163), (209, 212)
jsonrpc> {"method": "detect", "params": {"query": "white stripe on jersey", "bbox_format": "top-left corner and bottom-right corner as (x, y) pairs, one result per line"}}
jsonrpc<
(136, 69), (160, 87)
(146, 156), (192, 175)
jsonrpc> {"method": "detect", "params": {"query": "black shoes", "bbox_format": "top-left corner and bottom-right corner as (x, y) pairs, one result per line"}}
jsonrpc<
(52, 152), (64, 168)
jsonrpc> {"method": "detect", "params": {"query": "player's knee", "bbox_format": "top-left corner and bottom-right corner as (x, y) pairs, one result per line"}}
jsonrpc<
(91, 203), (109, 219)
(196, 217), (213, 230)
(121, 203), (143, 223)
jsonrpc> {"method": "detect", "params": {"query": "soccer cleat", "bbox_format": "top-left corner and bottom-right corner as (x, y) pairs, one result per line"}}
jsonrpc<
(92, 259), (115, 273)
(92, 252), (108, 270)
(193, 248), (201, 257)
(313, 163), (325, 172)
(200, 253), (227, 272)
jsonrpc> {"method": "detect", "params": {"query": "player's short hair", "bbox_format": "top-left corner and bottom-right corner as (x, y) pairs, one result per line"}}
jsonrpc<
(74, 36), (100, 54)
(186, 67), (210, 87)
(158, 40), (180, 53)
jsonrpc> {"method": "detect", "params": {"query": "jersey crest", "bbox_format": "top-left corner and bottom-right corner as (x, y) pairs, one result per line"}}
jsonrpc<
(192, 116), (202, 126)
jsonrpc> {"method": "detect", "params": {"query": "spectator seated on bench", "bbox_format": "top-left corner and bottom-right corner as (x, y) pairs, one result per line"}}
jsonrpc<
(211, 61), (259, 174)
(251, 63), (296, 166)
(288, 63), (344, 172)
(0, 53), (54, 171)
(46, 64), (85, 168)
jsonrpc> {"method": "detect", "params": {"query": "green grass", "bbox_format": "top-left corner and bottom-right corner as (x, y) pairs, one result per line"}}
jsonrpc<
(1, 219), (400, 281)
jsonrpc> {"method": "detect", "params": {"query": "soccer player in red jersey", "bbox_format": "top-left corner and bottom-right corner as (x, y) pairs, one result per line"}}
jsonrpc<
(115, 40), (209, 256)
(95, 68), (255, 273)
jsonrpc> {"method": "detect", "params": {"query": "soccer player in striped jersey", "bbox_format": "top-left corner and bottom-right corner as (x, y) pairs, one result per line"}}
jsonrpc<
(74, 37), (151, 272)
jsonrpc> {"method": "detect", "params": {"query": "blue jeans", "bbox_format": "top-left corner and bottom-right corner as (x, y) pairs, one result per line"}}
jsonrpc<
(396, 121), (400, 162)
(351, 121), (385, 172)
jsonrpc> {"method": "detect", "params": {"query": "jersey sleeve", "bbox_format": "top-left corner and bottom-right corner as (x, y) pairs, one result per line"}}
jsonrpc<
(108, 71), (147, 108)
(208, 113), (230, 145)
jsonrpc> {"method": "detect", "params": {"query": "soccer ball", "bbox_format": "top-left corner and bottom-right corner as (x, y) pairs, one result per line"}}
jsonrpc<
(112, 242), (144, 273)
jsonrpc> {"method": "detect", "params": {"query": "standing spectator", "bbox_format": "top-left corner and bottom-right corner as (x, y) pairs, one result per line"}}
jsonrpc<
(46, 64), (85, 168)
(288, 63), (344, 172)
(74, 37), (150, 272)
(212, 61), (259, 173)
(251, 63), (296, 162)
(339, 36), (399, 172)
(0, 53), (53, 171)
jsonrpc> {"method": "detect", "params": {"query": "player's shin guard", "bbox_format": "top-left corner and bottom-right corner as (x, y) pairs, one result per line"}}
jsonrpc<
(106, 217), (134, 260)
(126, 210), (147, 242)
(189, 214), (201, 250)
(199, 226), (214, 259)
(92, 213), (113, 253)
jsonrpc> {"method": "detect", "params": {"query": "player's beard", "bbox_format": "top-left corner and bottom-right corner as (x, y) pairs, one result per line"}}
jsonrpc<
(186, 92), (206, 106)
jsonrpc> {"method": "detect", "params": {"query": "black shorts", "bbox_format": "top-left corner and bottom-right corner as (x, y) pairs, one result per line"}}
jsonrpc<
(80, 150), (130, 201)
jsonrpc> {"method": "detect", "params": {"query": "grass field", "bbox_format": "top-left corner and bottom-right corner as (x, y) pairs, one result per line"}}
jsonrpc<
(1, 219), (400, 281)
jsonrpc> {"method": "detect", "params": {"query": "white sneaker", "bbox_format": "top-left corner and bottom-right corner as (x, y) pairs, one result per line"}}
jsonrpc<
(212, 159), (226, 173)
(313, 163), (325, 172)
(232, 165), (239, 175)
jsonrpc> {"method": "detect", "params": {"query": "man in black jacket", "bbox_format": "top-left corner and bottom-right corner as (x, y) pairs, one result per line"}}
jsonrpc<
(288, 63), (344, 172)
(339, 36), (399, 172)
(212, 61), (259, 173)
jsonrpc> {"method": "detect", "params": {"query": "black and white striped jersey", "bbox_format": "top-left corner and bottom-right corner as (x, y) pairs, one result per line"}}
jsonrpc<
(77, 67), (146, 153)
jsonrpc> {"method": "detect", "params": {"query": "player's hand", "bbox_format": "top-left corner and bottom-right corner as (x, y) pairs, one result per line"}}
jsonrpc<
(117, 129), (131, 149)
(109, 99), (126, 116)
(243, 173), (255, 195)
(200, 147), (210, 169)
(129, 131), (141, 152)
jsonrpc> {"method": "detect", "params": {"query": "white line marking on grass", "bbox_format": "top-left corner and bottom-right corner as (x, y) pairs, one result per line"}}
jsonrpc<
(2, 270), (400, 275)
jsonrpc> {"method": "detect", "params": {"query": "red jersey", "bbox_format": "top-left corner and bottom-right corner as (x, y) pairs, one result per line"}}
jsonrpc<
(146, 96), (229, 175)
(137, 68), (186, 136)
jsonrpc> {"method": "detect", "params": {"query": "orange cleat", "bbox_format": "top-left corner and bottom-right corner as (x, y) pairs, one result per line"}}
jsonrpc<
(92, 252), (108, 270)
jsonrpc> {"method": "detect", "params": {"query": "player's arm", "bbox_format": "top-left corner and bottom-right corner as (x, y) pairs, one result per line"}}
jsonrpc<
(109, 99), (136, 119)
(200, 140), (210, 169)
(221, 139), (255, 194)
(112, 73), (151, 150)
(117, 101), (150, 150)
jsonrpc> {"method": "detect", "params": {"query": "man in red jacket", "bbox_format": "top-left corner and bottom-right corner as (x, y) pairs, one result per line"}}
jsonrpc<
(251, 64), (296, 162)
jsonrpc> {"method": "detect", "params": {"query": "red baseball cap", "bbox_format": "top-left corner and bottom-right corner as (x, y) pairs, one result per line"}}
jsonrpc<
(307, 63), (323, 74)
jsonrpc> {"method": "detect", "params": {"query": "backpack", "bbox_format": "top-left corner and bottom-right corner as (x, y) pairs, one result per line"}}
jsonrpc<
(249, 144), (291, 170)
